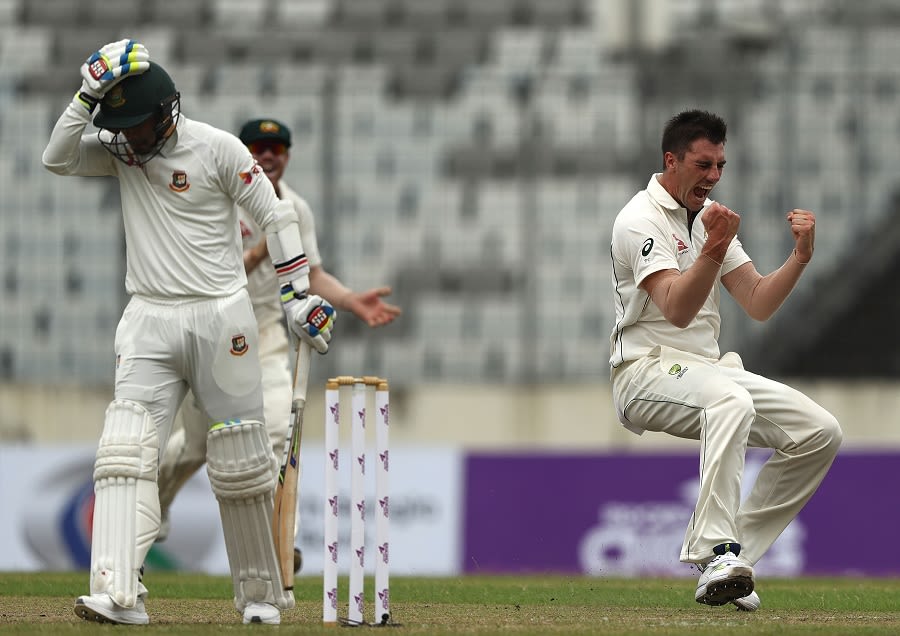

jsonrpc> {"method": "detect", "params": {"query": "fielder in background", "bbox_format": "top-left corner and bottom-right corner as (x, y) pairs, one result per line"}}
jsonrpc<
(157, 118), (402, 571)
(609, 109), (842, 611)
(42, 41), (336, 626)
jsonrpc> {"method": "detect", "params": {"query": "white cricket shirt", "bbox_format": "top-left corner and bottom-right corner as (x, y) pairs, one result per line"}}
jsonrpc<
(43, 102), (285, 299)
(609, 174), (751, 369)
(241, 180), (322, 329)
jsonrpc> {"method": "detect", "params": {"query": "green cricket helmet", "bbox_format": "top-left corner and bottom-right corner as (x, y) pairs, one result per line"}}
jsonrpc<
(94, 61), (181, 165)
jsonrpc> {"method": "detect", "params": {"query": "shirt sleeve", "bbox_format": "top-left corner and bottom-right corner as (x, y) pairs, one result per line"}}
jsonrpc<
(721, 237), (752, 274)
(614, 213), (679, 288)
(217, 131), (281, 227)
(42, 101), (116, 177)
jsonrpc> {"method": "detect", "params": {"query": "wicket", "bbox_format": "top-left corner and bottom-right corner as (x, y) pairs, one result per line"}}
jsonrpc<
(323, 376), (391, 626)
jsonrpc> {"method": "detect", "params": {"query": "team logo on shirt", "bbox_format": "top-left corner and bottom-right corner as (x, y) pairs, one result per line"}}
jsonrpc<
(239, 163), (262, 184)
(169, 170), (191, 192)
(672, 234), (689, 255)
(230, 334), (249, 356)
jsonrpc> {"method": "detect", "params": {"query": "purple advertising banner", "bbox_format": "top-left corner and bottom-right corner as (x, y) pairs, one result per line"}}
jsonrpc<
(462, 451), (900, 576)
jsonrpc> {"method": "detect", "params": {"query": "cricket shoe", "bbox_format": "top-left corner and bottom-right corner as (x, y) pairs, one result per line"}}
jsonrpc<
(74, 583), (150, 625)
(695, 551), (754, 606)
(243, 602), (281, 625)
(733, 590), (761, 611)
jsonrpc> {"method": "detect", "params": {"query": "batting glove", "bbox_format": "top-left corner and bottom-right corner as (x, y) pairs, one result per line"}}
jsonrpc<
(284, 293), (336, 354)
(76, 39), (150, 113)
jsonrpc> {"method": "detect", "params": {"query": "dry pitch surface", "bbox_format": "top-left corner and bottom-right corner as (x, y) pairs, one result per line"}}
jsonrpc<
(2, 573), (900, 634)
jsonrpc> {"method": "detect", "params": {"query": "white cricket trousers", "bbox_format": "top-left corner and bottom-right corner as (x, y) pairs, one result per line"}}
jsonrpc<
(611, 345), (842, 565)
(114, 289), (265, 449)
(157, 320), (292, 513)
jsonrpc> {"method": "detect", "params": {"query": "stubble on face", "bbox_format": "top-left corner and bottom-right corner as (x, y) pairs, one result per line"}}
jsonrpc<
(667, 139), (726, 213)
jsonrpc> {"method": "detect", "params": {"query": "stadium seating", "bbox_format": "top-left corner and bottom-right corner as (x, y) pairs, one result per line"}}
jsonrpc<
(4, 0), (900, 384)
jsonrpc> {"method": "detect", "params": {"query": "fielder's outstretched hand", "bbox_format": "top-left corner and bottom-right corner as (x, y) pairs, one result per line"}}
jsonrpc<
(346, 286), (402, 327)
(77, 39), (149, 111)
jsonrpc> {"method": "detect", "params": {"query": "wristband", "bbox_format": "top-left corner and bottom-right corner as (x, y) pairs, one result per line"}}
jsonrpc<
(791, 249), (810, 265)
(75, 90), (99, 113)
(700, 253), (723, 267)
(279, 284), (308, 305)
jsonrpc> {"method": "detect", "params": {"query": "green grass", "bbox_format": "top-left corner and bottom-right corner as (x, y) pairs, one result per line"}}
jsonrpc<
(2, 572), (900, 634)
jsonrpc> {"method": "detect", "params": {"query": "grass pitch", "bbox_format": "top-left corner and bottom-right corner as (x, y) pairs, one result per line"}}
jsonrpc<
(1, 572), (899, 634)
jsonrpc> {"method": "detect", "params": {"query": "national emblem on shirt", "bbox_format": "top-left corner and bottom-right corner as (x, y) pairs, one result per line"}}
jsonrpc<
(239, 163), (262, 184)
(672, 233), (690, 255)
(230, 334), (249, 356)
(169, 170), (191, 192)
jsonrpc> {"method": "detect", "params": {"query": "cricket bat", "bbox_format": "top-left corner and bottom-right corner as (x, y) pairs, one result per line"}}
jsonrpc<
(273, 341), (311, 591)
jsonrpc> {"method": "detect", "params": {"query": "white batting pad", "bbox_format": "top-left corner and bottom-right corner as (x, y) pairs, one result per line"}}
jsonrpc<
(91, 399), (160, 607)
(206, 420), (294, 612)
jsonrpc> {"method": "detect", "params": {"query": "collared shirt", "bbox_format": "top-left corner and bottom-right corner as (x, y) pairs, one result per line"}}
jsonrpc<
(609, 174), (751, 368)
(43, 102), (283, 299)
(240, 180), (322, 329)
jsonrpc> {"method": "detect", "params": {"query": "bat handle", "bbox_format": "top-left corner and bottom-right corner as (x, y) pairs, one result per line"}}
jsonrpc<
(293, 342), (312, 403)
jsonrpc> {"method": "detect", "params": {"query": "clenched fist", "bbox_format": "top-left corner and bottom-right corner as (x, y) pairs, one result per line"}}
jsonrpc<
(788, 209), (815, 264)
(700, 202), (740, 264)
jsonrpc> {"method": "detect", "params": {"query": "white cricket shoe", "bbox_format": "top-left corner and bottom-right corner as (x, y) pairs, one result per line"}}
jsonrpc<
(733, 590), (761, 611)
(74, 583), (150, 625)
(243, 602), (281, 625)
(695, 551), (755, 606)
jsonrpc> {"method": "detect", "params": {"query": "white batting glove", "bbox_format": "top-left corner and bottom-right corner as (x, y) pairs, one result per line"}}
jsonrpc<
(284, 294), (336, 354)
(76, 39), (150, 112)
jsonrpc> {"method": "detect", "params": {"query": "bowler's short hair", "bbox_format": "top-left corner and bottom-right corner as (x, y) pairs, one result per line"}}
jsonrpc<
(661, 110), (727, 161)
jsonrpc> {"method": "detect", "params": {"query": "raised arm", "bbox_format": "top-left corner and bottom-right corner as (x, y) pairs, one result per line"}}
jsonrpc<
(723, 209), (814, 321)
(642, 202), (740, 328)
(43, 39), (149, 175)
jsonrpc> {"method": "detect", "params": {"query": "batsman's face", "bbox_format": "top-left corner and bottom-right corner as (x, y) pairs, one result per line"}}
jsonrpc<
(248, 141), (289, 186)
(665, 138), (726, 212)
(120, 117), (160, 155)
